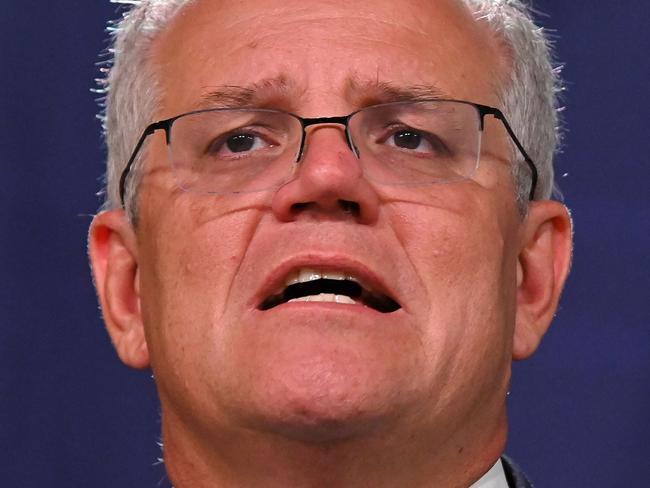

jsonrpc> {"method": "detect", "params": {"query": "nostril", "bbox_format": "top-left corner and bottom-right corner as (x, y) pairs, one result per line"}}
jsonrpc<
(339, 200), (360, 215)
(289, 200), (360, 217)
(290, 202), (309, 214)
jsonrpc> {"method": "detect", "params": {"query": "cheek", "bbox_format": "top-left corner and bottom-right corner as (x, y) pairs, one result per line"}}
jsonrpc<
(389, 189), (518, 357)
(140, 193), (264, 311)
(136, 199), (264, 392)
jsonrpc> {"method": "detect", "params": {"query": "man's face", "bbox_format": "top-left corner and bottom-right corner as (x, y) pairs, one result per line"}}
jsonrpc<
(136, 0), (520, 442)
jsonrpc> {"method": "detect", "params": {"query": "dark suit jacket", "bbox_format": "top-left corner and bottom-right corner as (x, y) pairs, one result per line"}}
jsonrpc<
(502, 455), (534, 488)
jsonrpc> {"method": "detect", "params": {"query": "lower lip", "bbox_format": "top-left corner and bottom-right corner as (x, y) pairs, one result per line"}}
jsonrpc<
(256, 300), (400, 318)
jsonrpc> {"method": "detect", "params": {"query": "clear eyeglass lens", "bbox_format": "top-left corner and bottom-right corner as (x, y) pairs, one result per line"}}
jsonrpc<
(169, 109), (302, 194)
(166, 101), (482, 194)
(349, 101), (481, 185)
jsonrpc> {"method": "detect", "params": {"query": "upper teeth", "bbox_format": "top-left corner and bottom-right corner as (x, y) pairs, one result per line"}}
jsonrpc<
(284, 268), (358, 287)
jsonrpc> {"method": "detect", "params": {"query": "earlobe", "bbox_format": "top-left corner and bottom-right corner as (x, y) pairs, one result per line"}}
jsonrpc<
(513, 201), (573, 360)
(88, 210), (150, 369)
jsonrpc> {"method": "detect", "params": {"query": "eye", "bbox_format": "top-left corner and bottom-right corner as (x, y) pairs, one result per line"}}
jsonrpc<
(390, 130), (428, 151)
(226, 133), (261, 153)
(383, 127), (446, 155)
(208, 129), (276, 158)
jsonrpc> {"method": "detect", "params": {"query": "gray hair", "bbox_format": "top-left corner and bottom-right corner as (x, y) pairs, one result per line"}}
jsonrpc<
(97, 0), (562, 216)
(464, 0), (563, 206)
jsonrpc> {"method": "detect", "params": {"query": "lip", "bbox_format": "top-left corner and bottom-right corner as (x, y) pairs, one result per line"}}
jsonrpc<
(250, 253), (402, 312)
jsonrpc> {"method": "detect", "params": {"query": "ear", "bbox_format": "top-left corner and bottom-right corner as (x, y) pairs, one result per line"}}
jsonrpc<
(513, 200), (573, 360)
(88, 209), (149, 369)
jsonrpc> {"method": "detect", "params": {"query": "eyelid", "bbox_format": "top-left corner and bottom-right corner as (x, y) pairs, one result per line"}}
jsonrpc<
(216, 121), (286, 142)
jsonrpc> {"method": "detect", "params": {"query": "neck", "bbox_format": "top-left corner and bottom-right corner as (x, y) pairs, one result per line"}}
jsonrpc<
(162, 409), (508, 488)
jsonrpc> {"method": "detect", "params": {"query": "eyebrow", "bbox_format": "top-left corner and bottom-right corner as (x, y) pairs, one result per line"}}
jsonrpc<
(196, 76), (302, 111)
(193, 75), (452, 112)
(345, 77), (452, 107)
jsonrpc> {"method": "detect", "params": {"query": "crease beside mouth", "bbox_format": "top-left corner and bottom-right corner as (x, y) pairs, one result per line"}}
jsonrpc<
(259, 278), (401, 313)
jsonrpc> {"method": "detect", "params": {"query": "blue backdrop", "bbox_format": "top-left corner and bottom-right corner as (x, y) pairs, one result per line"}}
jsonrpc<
(1, 2), (648, 486)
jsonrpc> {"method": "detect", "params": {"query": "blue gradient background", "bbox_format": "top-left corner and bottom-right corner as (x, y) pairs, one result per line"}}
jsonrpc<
(1, 2), (648, 486)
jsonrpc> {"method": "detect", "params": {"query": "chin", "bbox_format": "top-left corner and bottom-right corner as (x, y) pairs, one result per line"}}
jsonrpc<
(227, 348), (413, 443)
(215, 310), (428, 442)
(243, 389), (395, 444)
(266, 420), (383, 444)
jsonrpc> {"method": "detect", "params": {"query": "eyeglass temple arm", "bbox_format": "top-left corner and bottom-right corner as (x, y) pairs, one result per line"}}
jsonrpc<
(119, 121), (168, 207)
(479, 107), (539, 201)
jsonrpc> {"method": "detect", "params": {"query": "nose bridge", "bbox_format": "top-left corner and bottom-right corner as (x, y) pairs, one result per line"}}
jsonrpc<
(296, 126), (362, 185)
(270, 111), (379, 224)
(297, 115), (355, 161)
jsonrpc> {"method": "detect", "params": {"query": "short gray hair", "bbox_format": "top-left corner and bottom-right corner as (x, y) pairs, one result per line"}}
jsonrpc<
(464, 0), (563, 206)
(97, 0), (562, 215)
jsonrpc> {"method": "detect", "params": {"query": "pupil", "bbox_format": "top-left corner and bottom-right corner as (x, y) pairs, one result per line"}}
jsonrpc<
(394, 131), (420, 150)
(227, 134), (255, 152)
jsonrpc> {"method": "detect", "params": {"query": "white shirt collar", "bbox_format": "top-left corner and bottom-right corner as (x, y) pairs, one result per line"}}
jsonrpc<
(468, 459), (508, 488)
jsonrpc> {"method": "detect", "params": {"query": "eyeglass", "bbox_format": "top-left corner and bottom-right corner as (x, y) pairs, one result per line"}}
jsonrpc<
(119, 99), (538, 206)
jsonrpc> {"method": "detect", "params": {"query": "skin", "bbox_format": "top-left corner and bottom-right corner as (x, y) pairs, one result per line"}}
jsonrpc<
(89, 0), (573, 486)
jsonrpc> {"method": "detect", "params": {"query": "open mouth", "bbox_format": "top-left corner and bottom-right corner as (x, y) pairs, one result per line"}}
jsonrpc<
(259, 269), (401, 313)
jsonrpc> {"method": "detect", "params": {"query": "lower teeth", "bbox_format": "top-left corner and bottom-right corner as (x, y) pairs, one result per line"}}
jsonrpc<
(288, 293), (356, 304)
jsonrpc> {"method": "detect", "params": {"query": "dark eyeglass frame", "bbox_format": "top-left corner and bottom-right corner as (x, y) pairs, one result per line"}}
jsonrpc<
(118, 99), (538, 206)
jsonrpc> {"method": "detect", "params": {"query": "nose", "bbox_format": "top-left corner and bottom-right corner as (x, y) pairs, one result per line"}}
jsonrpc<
(271, 126), (380, 224)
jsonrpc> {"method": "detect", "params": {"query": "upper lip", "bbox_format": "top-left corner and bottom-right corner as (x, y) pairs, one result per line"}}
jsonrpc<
(251, 254), (402, 312)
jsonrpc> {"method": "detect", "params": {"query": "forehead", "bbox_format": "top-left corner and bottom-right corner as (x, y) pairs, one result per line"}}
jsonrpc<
(151, 0), (506, 116)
